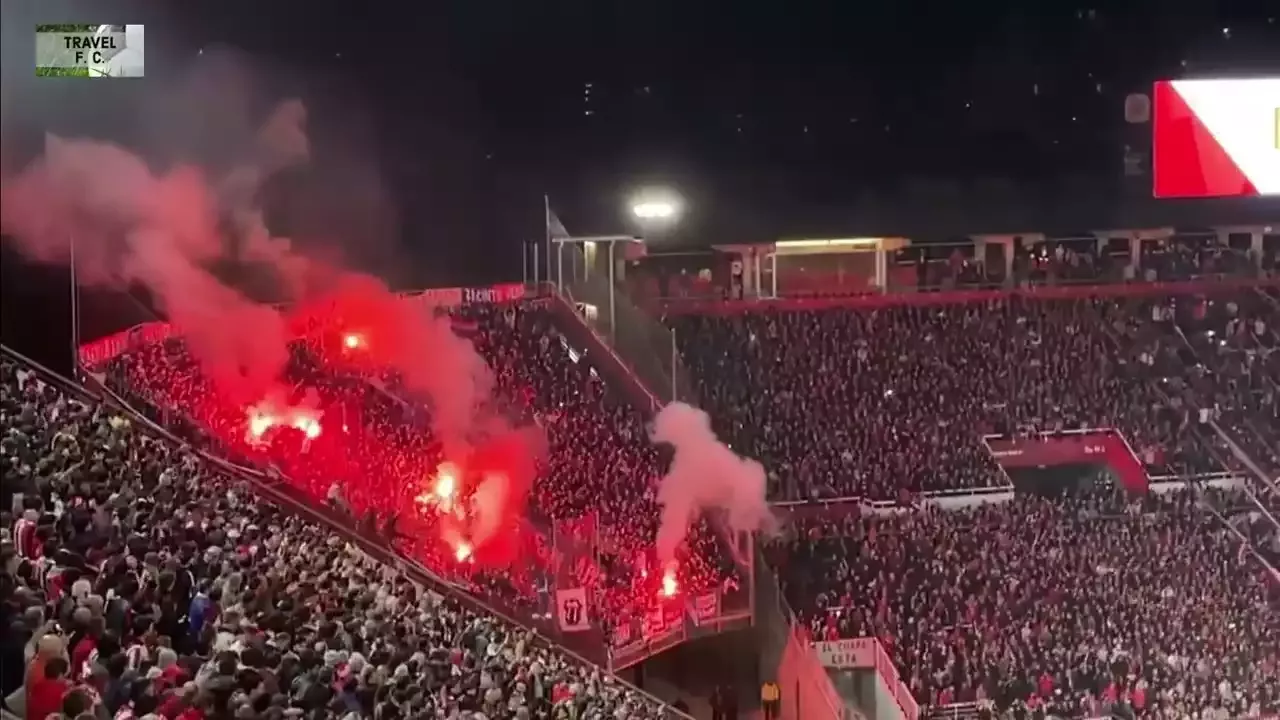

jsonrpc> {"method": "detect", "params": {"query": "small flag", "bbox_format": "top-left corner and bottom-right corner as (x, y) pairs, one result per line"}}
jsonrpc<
(546, 203), (570, 240)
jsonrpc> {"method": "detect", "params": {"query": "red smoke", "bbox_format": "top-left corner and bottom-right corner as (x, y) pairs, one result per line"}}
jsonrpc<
(289, 273), (496, 457)
(417, 427), (544, 568)
(0, 75), (543, 575)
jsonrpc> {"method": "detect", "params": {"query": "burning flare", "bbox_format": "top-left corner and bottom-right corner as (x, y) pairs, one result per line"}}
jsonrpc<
(245, 401), (323, 444)
(454, 541), (473, 563)
(661, 566), (679, 598)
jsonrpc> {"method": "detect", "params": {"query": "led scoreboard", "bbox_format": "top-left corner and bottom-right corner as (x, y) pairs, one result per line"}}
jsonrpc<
(1151, 77), (1280, 198)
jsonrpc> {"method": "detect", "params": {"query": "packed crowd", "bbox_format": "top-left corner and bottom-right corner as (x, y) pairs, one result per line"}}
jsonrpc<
(671, 295), (1233, 501)
(1117, 290), (1279, 476)
(95, 302), (740, 640)
(671, 244), (1278, 719)
(768, 488), (1280, 719)
(1, 354), (681, 720)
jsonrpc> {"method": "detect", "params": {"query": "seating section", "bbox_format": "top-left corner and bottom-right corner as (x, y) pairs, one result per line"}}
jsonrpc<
(8, 249), (1275, 720)
(0, 355), (677, 719)
(97, 302), (739, 637)
(672, 296), (1236, 501)
(1135, 292), (1278, 474)
(770, 489), (1279, 718)
(676, 279), (1279, 719)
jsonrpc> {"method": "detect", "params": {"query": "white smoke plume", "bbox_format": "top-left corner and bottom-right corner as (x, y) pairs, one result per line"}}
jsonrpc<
(650, 401), (777, 564)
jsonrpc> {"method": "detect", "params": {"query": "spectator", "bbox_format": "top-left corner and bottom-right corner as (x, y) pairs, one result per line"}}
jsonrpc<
(1, 355), (680, 720)
(770, 488), (1279, 718)
(95, 300), (742, 637)
(672, 296), (1231, 501)
(26, 656), (71, 720)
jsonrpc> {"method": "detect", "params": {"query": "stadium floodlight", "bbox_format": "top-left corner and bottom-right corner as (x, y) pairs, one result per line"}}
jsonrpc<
(629, 189), (684, 225)
(633, 201), (677, 219)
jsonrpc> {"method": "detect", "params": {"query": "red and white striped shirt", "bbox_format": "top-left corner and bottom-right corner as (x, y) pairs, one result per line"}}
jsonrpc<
(12, 515), (38, 558)
(124, 643), (149, 671)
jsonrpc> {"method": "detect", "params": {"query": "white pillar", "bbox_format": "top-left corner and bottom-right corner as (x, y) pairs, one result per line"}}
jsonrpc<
(753, 251), (762, 297)
(556, 242), (565, 291)
(607, 242), (616, 340)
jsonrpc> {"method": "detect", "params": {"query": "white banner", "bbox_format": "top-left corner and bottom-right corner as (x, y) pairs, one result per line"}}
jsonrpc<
(555, 587), (590, 633)
(813, 638), (877, 669)
(690, 592), (719, 625)
(613, 618), (633, 646)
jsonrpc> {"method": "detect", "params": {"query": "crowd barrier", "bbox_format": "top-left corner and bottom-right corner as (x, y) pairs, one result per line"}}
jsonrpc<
(810, 636), (920, 720)
(780, 625), (851, 720)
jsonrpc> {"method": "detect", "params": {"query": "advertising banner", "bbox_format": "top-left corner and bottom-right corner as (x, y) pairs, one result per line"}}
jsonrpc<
(811, 637), (921, 720)
(984, 428), (1149, 492)
(415, 286), (465, 308)
(463, 283), (526, 304)
(984, 430), (1114, 467)
(813, 637), (877, 669)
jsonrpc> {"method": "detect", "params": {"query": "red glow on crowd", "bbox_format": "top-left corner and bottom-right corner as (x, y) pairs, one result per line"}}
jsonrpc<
(97, 291), (735, 632)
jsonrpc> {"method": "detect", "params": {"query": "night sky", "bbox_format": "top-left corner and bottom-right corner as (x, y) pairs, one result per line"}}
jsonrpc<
(2, 0), (1278, 367)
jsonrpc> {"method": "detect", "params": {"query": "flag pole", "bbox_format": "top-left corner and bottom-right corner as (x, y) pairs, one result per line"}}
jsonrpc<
(69, 232), (80, 375)
(543, 194), (553, 288)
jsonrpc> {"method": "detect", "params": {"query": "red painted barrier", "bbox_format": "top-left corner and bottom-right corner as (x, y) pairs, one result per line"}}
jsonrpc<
(77, 283), (532, 369)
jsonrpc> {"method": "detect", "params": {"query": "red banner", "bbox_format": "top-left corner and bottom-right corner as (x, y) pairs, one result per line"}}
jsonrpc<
(985, 429), (1149, 493)
(414, 286), (464, 307)
(77, 283), (533, 369)
(985, 431), (1114, 467)
(78, 321), (174, 369)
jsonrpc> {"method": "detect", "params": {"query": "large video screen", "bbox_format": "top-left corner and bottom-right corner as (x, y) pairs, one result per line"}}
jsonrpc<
(1152, 78), (1279, 198)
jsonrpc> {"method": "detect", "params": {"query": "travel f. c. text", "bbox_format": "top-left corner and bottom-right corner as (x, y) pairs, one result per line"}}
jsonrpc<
(63, 35), (117, 65)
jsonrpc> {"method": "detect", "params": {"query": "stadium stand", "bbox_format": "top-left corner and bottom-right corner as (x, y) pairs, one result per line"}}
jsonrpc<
(666, 233), (1279, 719)
(12, 230), (1275, 720)
(769, 488), (1279, 718)
(668, 236), (1273, 502)
(80, 295), (745, 672)
(1, 350), (690, 720)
